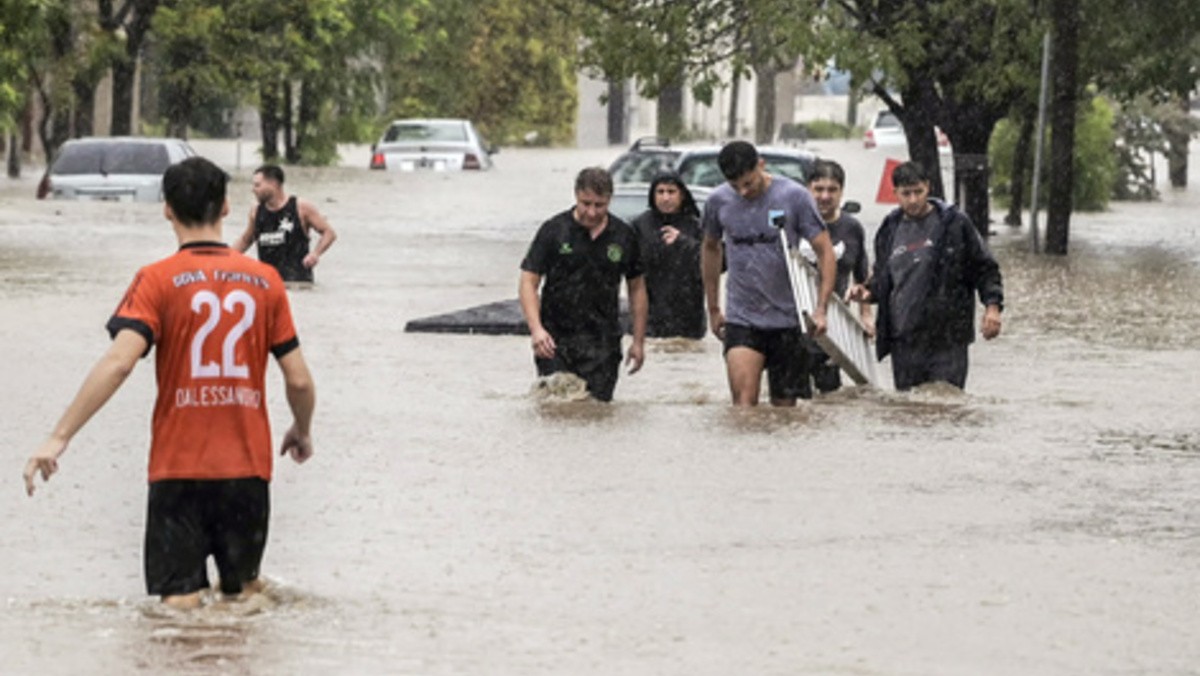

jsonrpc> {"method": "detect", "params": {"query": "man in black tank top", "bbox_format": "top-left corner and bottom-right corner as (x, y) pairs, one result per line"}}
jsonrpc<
(234, 164), (338, 283)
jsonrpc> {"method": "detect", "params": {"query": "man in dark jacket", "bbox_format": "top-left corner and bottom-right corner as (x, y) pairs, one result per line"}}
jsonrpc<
(847, 161), (1003, 390)
(631, 171), (706, 339)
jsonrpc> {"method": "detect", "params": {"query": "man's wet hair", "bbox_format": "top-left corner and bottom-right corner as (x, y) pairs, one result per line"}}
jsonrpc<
(717, 141), (759, 180)
(891, 161), (930, 188)
(163, 157), (228, 226)
(575, 166), (613, 197)
(809, 159), (846, 187)
(255, 164), (285, 185)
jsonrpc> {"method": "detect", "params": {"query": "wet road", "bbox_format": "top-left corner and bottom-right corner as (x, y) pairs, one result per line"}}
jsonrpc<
(1, 140), (1198, 675)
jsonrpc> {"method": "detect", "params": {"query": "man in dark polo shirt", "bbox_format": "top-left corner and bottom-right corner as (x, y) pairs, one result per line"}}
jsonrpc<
(518, 167), (648, 402)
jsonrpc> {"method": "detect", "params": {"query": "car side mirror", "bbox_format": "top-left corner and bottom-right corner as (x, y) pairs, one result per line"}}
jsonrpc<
(842, 200), (861, 214)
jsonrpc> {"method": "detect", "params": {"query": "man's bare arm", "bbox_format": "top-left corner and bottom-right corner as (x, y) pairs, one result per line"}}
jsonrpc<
(701, 235), (725, 337)
(232, 207), (257, 253)
(276, 347), (316, 463)
(299, 199), (337, 266)
(519, 270), (555, 359)
(23, 330), (147, 495)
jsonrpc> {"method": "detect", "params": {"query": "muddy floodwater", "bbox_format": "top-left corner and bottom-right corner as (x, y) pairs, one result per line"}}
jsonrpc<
(2, 140), (1198, 675)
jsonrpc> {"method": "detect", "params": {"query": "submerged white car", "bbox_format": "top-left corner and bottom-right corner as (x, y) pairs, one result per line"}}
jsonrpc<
(39, 137), (197, 202)
(863, 110), (951, 152)
(369, 118), (496, 171)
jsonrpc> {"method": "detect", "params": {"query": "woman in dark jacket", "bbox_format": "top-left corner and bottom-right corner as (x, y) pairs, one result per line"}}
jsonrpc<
(630, 171), (706, 339)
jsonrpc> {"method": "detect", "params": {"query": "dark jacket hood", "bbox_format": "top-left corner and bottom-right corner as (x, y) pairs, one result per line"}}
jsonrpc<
(647, 170), (700, 219)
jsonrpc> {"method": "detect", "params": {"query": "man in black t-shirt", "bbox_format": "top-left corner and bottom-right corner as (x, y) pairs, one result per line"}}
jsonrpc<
(518, 167), (648, 402)
(233, 164), (337, 284)
(801, 159), (873, 394)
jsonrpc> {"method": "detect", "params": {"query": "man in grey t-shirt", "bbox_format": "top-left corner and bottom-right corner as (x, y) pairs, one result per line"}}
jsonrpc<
(700, 141), (838, 406)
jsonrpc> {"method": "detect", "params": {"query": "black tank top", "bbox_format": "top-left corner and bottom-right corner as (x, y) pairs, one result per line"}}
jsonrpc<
(254, 196), (312, 282)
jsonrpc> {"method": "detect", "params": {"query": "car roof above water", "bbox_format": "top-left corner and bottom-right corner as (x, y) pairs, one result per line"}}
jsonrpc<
(50, 137), (195, 176)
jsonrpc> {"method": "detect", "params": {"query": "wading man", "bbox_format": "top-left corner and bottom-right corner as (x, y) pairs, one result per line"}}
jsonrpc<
(234, 164), (338, 284)
(800, 158), (873, 394)
(847, 161), (1003, 390)
(519, 167), (648, 402)
(24, 157), (318, 610)
(701, 141), (838, 406)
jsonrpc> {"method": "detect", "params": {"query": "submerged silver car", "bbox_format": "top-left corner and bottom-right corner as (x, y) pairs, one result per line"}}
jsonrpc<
(675, 146), (816, 187)
(39, 137), (197, 202)
(369, 118), (496, 171)
(606, 182), (711, 224)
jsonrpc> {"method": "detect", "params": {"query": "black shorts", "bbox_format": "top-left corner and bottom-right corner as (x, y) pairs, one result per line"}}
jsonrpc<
(800, 334), (843, 393)
(723, 323), (812, 400)
(145, 478), (270, 597)
(535, 335), (623, 402)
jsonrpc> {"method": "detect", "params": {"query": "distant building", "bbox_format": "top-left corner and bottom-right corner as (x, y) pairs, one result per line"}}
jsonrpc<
(576, 59), (888, 148)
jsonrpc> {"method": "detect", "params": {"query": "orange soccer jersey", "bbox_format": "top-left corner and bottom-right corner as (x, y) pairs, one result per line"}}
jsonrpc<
(108, 242), (298, 482)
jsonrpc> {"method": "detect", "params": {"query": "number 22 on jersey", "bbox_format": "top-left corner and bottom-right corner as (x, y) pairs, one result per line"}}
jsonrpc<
(190, 290), (256, 379)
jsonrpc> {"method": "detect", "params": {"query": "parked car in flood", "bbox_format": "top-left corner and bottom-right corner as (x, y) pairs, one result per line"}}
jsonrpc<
(863, 110), (950, 152)
(607, 136), (682, 184)
(369, 118), (496, 171)
(606, 182), (712, 224)
(675, 146), (817, 187)
(37, 137), (197, 202)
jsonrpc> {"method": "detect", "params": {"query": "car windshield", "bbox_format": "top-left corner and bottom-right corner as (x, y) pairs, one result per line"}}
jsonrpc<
(384, 122), (467, 143)
(52, 142), (171, 175)
(607, 191), (648, 222)
(875, 111), (901, 129)
(609, 153), (677, 184)
(678, 154), (812, 187)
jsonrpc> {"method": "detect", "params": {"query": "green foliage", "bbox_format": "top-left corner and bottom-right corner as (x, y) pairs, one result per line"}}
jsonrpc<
(384, 0), (577, 146)
(1084, 0), (1200, 101)
(1110, 95), (1200, 201)
(0, 0), (42, 128)
(990, 96), (1117, 212)
(577, 0), (820, 106)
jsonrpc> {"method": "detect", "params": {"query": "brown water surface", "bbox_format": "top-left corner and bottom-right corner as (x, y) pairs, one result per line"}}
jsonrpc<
(2, 141), (1197, 675)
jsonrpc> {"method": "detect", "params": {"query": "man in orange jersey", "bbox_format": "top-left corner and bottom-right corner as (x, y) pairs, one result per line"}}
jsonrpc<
(23, 156), (317, 610)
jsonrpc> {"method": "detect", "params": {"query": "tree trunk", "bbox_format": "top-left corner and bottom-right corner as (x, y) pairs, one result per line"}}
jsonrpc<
(111, 57), (136, 136)
(657, 77), (684, 140)
(296, 79), (321, 163)
(109, 0), (162, 137)
(727, 74), (740, 138)
(753, 63), (778, 144)
(895, 80), (945, 199)
(1046, 0), (1080, 256)
(606, 80), (625, 145)
(1006, 108), (1036, 226)
(21, 100), (34, 155)
(36, 82), (71, 168)
(5, 133), (18, 178)
(1166, 93), (1189, 188)
(260, 82), (281, 162)
(941, 103), (1004, 236)
(846, 77), (859, 128)
(71, 76), (96, 138)
(283, 83), (297, 163)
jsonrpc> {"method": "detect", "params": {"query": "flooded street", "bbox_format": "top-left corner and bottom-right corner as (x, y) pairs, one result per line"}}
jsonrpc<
(2, 139), (1198, 675)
